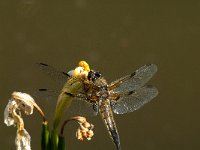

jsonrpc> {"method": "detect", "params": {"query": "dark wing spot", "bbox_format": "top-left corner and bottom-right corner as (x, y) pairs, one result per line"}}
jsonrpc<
(128, 91), (134, 95)
(39, 63), (48, 66)
(64, 92), (75, 97)
(62, 71), (70, 77)
(130, 72), (136, 78)
(39, 89), (48, 91)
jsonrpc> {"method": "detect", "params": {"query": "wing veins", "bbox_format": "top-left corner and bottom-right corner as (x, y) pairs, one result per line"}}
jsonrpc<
(37, 63), (70, 85)
(34, 88), (98, 116)
(111, 85), (158, 114)
(109, 64), (157, 93)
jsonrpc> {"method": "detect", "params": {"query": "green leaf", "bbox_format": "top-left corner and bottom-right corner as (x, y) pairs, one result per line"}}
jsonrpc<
(53, 78), (83, 129)
(41, 121), (50, 150)
(50, 129), (59, 150)
(58, 135), (66, 150)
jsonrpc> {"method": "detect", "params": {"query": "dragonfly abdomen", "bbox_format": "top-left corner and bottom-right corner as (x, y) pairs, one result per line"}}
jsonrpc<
(99, 99), (121, 150)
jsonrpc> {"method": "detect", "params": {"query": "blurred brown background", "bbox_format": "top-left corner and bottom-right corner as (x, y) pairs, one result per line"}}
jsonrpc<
(0, 0), (200, 150)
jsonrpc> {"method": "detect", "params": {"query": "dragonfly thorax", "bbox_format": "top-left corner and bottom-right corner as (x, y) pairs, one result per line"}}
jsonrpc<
(89, 72), (109, 100)
(95, 85), (109, 100)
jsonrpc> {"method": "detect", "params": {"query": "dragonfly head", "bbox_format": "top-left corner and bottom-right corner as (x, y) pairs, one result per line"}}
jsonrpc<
(88, 70), (101, 82)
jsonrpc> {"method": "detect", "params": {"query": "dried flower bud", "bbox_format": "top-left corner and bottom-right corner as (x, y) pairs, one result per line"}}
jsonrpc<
(61, 116), (94, 141)
(74, 116), (94, 141)
(15, 129), (31, 150)
(12, 92), (35, 115)
(82, 122), (91, 128)
(4, 100), (17, 126)
(76, 128), (83, 141)
(4, 92), (46, 150)
(73, 116), (86, 124)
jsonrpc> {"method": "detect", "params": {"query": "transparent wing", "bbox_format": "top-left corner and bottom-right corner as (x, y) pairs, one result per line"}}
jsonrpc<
(110, 64), (157, 93)
(37, 63), (70, 85)
(111, 85), (158, 114)
(33, 88), (98, 117)
(32, 88), (59, 104)
(67, 97), (98, 117)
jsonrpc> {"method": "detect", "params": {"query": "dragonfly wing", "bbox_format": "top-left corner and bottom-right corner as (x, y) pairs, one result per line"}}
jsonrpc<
(33, 88), (98, 117)
(67, 98), (98, 117)
(32, 89), (59, 104)
(110, 64), (157, 93)
(37, 63), (70, 85)
(111, 85), (158, 114)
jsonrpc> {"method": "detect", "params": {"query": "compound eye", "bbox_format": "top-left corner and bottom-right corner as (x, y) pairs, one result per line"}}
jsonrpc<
(95, 71), (101, 78)
(87, 71), (93, 80)
(92, 77), (96, 82)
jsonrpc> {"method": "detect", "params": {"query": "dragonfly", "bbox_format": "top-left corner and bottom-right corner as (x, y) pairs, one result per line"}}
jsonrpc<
(37, 62), (158, 150)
